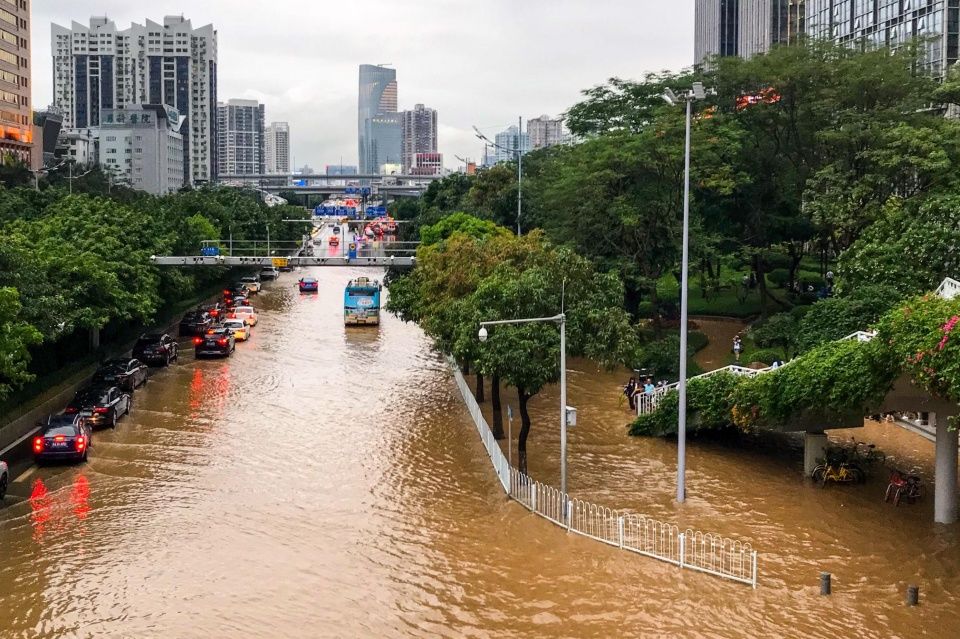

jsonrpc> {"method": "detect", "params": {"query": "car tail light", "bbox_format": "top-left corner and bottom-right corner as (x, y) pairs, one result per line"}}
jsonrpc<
(65, 406), (78, 414)
(76, 436), (86, 452)
(54, 435), (66, 442)
(93, 407), (109, 414)
(193, 337), (202, 345)
(223, 289), (230, 295)
(210, 310), (219, 317)
(217, 339), (228, 346)
(33, 436), (43, 452)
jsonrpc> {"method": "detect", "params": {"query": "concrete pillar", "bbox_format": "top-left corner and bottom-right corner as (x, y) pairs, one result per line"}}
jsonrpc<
(804, 431), (828, 477)
(934, 413), (958, 525)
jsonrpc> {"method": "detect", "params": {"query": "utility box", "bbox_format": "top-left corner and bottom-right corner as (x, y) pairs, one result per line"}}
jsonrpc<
(566, 406), (577, 427)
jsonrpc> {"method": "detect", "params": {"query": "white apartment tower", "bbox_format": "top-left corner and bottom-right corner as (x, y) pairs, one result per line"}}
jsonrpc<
(527, 115), (570, 150)
(265, 121), (290, 174)
(216, 99), (265, 176)
(51, 16), (218, 184)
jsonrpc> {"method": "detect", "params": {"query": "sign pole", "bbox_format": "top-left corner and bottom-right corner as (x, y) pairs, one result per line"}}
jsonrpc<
(507, 405), (513, 469)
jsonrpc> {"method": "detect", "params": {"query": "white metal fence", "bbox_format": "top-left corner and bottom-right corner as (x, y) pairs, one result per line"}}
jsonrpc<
(449, 358), (758, 588)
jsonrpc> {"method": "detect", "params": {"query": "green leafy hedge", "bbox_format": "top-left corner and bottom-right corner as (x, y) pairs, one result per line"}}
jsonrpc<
(630, 292), (960, 436)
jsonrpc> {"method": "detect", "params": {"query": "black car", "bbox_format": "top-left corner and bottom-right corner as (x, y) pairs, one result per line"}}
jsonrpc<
(34, 415), (92, 463)
(194, 327), (236, 358)
(64, 385), (131, 429)
(91, 358), (148, 392)
(224, 294), (249, 310)
(179, 310), (214, 337)
(133, 333), (179, 366)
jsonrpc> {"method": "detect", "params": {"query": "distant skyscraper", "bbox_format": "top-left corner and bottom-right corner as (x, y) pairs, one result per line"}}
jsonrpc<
(326, 164), (358, 175)
(695, 1), (804, 64)
(99, 104), (185, 194)
(527, 115), (570, 150)
(216, 99), (265, 176)
(493, 125), (530, 164)
(51, 16), (218, 184)
(358, 64), (400, 173)
(0, 0), (32, 165)
(401, 104), (438, 173)
(264, 122), (290, 174)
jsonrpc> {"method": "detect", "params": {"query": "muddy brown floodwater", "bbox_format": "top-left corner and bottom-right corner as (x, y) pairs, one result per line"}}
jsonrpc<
(0, 271), (957, 638)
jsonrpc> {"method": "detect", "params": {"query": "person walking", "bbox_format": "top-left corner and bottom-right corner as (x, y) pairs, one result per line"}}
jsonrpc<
(733, 336), (743, 362)
(644, 378), (656, 395)
(624, 377), (637, 411)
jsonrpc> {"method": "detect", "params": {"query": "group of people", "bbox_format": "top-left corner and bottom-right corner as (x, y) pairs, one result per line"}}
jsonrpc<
(623, 377), (669, 411)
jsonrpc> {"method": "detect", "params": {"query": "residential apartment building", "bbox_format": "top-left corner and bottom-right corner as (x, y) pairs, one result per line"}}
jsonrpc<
(695, 0), (805, 63)
(216, 98), (264, 176)
(806, 0), (957, 78)
(51, 15), (218, 184)
(527, 115), (571, 149)
(98, 103), (184, 194)
(264, 121), (289, 174)
(0, 0), (32, 165)
(411, 151), (443, 175)
(400, 103), (437, 173)
(358, 64), (400, 173)
(493, 125), (530, 164)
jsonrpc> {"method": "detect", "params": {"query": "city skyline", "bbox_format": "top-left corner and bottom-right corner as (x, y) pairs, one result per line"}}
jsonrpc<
(31, 1), (694, 171)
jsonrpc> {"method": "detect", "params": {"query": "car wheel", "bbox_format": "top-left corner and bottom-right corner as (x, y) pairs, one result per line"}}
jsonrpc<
(125, 398), (132, 416)
(82, 449), (89, 462)
(0, 474), (7, 500)
(111, 412), (117, 429)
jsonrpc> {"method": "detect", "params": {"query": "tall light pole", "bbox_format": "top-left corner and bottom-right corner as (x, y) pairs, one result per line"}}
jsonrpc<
(473, 119), (525, 235)
(662, 81), (715, 504)
(479, 312), (569, 496)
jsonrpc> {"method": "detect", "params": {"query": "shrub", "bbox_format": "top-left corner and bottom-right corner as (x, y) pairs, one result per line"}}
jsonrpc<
(767, 268), (791, 289)
(747, 349), (782, 365)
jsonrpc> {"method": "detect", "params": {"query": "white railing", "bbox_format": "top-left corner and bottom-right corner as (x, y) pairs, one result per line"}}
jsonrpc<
(936, 276), (960, 300)
(449, 357), (758, 588)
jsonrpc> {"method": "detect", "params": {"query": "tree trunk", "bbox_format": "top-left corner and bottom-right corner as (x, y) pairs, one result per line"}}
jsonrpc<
(753, 254), (770, 319)
(649, 282), (663, 337)
(89, 326), (100, 353)
(623, 280), (642, 319)
(517, 388), (532, 475)
(491, 374), (504, 439)
(462, 360), (470, 375)
(475, 371), (485, 404)
(787, 243), (804, 292)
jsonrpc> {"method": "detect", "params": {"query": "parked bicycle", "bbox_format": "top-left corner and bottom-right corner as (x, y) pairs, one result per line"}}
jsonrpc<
(812, 460), (865, 486)
(885, 470), (923, 506)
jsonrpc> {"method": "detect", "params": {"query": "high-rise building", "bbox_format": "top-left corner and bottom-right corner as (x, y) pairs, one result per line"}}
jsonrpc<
(695, 1), (805, 64)
(411, 152), (443, 176)
(527, 115), (571, 150)
(493, 125), (530, 164)
(401, 103), (437, 173)
(264, 121), (290, 174)
(0, 0), (33, 165)
(325, 164), (358, 175)
(806, 0), (955, 78)
(51, 16), (218, 184)
(358, 64), (400, 173)
(216, 99), (265, 176)
(99, 104), (184, 194)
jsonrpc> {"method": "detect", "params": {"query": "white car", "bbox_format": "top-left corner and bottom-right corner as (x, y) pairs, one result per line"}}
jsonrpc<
(241, 275), (262, 293)
(260, 266), (279, 281)
(0, 460), (8, 500)
(231, 306), (258, 327)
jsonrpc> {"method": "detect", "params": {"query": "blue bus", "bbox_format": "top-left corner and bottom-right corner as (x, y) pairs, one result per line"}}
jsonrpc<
(344, 277), (381, 326)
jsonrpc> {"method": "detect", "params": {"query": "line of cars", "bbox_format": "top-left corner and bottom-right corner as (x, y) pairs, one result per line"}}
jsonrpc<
(29, 277), (263, 467)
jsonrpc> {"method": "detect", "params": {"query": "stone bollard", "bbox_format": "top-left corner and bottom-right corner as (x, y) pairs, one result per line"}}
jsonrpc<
(906, 585), (919, 606)
(820, 572), (831, 596)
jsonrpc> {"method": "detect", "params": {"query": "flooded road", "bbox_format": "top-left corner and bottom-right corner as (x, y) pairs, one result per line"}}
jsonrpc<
(0, 269), (957, 637)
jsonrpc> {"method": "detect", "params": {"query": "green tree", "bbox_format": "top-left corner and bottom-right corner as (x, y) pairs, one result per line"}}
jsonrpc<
(0, 287), (42, 400)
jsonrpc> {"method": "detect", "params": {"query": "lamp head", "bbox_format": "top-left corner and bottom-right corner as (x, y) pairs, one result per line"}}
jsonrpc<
(662, 88), (678, 105)
(692, 82), (706, 100)
(478, 326), (488, 342)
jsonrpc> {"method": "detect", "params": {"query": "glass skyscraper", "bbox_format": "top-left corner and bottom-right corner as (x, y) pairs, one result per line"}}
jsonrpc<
(806, 0), (958, 78)
(358, 64), (401, 174)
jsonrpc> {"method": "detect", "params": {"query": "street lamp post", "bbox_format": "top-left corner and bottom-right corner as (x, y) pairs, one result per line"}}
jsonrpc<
(662, 82), (715, 504)
(474, 119), (524, 236)
(479, 313), (568, 496)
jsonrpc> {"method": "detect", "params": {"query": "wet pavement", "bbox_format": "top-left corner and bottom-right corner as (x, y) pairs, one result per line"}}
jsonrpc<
(0, 269), (956, 638)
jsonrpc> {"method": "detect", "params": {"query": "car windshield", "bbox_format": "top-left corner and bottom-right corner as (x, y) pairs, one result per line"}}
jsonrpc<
(208, 328), (229, 336)
(137, 335), (163, 345)
(47, 416), (78, 428)
(224, 321), (244, 329)
(241, 277), (256, 282)
(74, 389), (108, 404)
(303, 279), (317, 284)
(44, 425), (78, 436)
(235, 307), (253, 313)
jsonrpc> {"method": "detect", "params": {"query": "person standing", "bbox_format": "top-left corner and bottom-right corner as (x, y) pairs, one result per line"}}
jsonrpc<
(733, 336), (743, 362)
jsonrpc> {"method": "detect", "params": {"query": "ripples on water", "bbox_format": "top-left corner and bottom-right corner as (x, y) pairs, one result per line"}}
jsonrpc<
(0, 272), (957, 638)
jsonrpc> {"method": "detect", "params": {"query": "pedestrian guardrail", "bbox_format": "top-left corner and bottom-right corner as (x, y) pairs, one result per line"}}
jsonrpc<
(449, 357), (758, 588)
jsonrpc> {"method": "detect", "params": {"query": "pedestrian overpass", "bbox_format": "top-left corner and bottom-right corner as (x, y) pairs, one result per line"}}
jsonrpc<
(637, 277), (960, 525)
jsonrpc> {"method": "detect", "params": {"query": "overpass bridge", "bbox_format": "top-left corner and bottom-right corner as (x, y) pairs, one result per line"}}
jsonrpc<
(217, 173), (444, 197)
(637, 278), (960, 525)
(151, 220), (418, 268)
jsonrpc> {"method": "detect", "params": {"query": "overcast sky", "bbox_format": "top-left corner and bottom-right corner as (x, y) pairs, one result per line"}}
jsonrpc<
(35, 1), (694, 171)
